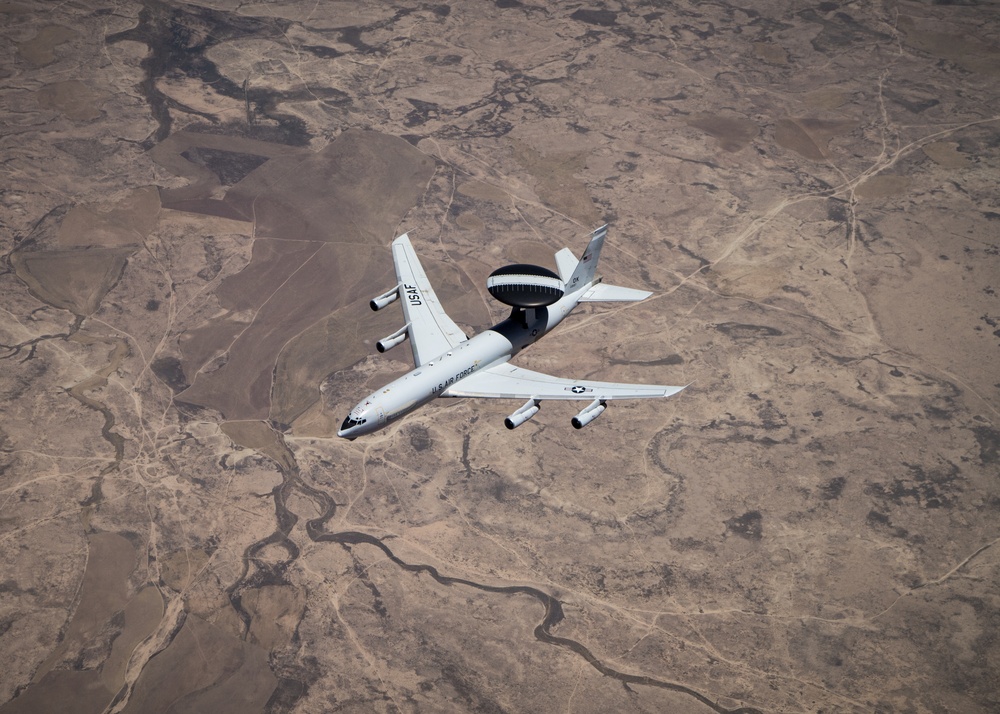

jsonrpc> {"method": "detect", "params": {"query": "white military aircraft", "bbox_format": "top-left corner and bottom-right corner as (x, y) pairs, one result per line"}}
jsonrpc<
(337, 225), (685, 439)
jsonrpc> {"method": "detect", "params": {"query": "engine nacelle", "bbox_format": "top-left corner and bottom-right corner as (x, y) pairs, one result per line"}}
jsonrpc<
(504, 399), (540, 430)
(370, 286), (401, 311)
(571, 399), (606, 429)
(376, 324), (409, 353)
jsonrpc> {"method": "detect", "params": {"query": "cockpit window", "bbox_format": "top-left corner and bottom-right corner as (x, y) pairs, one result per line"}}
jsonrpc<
(340, 416), (367, 430)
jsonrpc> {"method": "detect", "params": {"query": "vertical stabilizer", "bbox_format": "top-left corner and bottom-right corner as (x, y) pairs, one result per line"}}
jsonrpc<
(565, 224), (608, 293)
(554, 248), (578, 283)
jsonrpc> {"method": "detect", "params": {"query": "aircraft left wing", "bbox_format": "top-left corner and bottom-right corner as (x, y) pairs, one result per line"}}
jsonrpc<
(442, 362), (686, 400)
(392, 233), (468, 366)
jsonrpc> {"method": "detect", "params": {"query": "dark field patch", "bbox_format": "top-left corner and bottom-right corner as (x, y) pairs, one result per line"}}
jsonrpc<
(118, 615), (276, 713)
(715, 322), (784, 339)
(819, 476), (846, 500)
(865, 462), (962, 509)
(409, 425), (432, 452)
(972, 426), (999, 465)
(11, 246), (135, 316)
(151, 356), (189, 392)
(726, 510), (763, 540)
(571, 9), (617, 26)
(174, 130), (435, 420)
(686, 113), (759, 152)
(180, 147), (270, 186)
(609, 353), (684, 367)
(866, 510), (908, 538)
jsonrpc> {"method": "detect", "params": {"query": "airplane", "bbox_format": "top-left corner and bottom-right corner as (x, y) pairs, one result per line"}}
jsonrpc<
(337, 224), (686, 439)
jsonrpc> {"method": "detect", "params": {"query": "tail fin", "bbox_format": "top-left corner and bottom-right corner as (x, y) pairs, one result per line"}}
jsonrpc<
(564, 224), (608, 293)
(557, 224), (653, 303)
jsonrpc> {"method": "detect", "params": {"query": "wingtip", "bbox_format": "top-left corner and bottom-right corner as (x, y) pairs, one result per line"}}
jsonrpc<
(662, 384), (689, 397)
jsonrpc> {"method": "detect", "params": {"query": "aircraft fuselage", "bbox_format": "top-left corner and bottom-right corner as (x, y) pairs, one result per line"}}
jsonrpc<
(338, 293), (579, 438)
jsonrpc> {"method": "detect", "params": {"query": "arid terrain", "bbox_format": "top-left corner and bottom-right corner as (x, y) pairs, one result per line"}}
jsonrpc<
(1, 1), (998, 712)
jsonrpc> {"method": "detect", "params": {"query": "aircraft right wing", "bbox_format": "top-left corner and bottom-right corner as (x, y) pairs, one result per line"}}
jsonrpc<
(392, 233), (468, 366)
(442, 362), (686, 400)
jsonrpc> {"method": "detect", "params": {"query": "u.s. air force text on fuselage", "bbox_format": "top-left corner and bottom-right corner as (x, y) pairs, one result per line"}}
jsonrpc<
(433, 364), (478, 394)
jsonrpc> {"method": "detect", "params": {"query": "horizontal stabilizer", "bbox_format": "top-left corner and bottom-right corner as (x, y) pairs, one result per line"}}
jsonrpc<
(579, 283), (652, 302)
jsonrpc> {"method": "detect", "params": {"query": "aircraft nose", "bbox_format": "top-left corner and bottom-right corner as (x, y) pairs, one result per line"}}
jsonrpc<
(338, 410), (368, 439)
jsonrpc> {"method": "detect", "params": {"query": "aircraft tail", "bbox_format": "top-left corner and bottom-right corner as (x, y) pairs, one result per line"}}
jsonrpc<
(562, 224), (608, 293)
(556, 224), (652, 303)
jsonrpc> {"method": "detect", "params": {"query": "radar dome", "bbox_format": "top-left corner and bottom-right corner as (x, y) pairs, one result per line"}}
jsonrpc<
(487, 264), (565, 308)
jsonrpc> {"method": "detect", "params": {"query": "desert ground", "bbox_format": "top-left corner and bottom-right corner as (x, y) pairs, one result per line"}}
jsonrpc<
(1, 1), (998, 712)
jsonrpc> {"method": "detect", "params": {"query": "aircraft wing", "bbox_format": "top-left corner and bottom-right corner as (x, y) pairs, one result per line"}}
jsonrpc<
(392, 233), (468, 366)
(442, 362), (686, 400)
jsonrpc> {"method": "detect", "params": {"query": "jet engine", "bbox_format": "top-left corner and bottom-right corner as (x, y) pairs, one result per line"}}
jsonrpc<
(370, 286), (400, 311)
(504, 399), (540, 430)
(487, 264), (564, 308)
(376, 324), (409, 353)
(571, 399), (606, 429)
